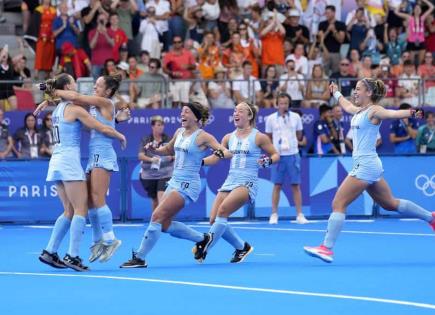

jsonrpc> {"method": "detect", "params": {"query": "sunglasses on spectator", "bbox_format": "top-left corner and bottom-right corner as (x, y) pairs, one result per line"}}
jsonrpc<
(173, 40), (182, 44)
(340, 63), (350, 66)
(149, 65), (157, 69)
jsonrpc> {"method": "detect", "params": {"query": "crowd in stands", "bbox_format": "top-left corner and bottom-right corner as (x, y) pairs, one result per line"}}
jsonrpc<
(0, 0), (434, 111)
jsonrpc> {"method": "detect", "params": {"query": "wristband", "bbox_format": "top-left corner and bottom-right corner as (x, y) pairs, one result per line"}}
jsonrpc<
(213, 149), (225, 159)
(201, 159), (205, 166)
(259, 154), (272, 168)
(333, 91), (343, 101)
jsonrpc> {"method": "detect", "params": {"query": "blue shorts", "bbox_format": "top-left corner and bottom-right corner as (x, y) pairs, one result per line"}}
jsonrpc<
(47, 149), (85, 182)
(271, 154), (301, 185)
(86, 147), (119, 173)
(219, 174), (258, 202)
(349, 155), (384, 184)
(164, 185), (192, 206)
(165, 177), (200, 206)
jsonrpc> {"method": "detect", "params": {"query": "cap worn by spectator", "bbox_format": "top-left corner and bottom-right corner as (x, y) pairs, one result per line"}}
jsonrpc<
(119, 44), (128, 52)
(117, 61), (129, 72)
(289, 9), (300, 17)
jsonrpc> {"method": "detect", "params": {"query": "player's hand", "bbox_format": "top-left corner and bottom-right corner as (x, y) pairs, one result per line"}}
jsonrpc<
(257, 154), (272, 168)
(119, 134), (127, 150)
(33, 100), (49, 116)
(411, 108), (424, 119)
(329, 81), (338, 95)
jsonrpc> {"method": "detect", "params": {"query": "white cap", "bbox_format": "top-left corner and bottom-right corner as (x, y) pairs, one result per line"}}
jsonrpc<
(289, 9), (300, 17)
(117, 61), (129, 71)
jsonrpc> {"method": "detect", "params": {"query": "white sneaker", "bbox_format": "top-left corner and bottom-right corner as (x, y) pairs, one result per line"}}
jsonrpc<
(296, 214), (309, 224)
(269, 213), (279, 224)
(99, 239), (122, 263)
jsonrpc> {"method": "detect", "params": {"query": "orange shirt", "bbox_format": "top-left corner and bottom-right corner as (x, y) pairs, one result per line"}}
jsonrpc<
(261, 32), (284, 66)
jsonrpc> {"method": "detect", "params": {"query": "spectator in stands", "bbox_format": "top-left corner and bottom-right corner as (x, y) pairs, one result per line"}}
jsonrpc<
(189, 70), (209, 107)
(103, 58), (117, 75)
(389, 103), (419, 154)
(425, 14), (435, 54)
(207, 65), (234, 109)
(391, 50), (412, 77)
(360, 28), (383, 66)
(303, 64), (329, 108)
(58, 42), (91, 79)
(217, 0), (239, 44)
(284, 9), (310, 46)
(0, 46), (17, 111)
(114, 63), (135, 108)
(138, 115), (174, 211)
(345, 0), (376, 29)
(222, 32), (245, 79)
(52, 1), (81, 57)
(163, 35), (196, 107)
(330, 58), (357, 98)
(397, 60), (421, 107)
(12, 55), (32, 88)
(13, 113), (43, 159)
(145, 0), (171, 52)
(330, 104), (346, 154)
(418, 51), (435, 99)
(348, 49), (361, 77)
(111, 0), (138, 54)
(347, 7), (370, 54)
(239, 22), (260, 78)
(312, 104), (340, 155)
(39, 112), (54, 157)
(358, 55), (373, 78)
(318, 5), (346, 75)
(201, 0), (220, 34)
(34, 0), (57, 80)
(377, 64), (398, 107)
(416, 111), (435, 154)
(184, 5), (207, 45)
(279, 59), (305, 108)
(0, 109), (13, 159)
(265, 92), (308, 225)
(81, 0), (111, 57)
(307, 39), (324, 78)
(139, 7), (161, 59)
(260, 65), (280, 108)
(128, 56), (144, 80)
(134, 58), (165, 109)
(384, 25), (407, 68)
(394, 0), (434, 64)
(137, 50), (150, 73)
(198, 31), (221, 79)
(118, 43), (129, 64)
(232, 60), (262, 104)
(260, 10), (286, 75)
(286, 43), (308, 77)
(221, 17), (239, 47)
(109, 13), (128, 62)
(89, 13), (116, 79)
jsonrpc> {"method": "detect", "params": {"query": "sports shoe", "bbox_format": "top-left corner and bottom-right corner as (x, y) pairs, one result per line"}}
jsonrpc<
(429, 212), (435, 231)
(296, 213), (309, 224)
(63, 254), (89, 271)
(192, 233), (213, 262)
(269, 213), (278, 224)
(304, 245), (334, 263)
(230, 242), (254, 263)
(39, 250), (67, 269)
(120, 251), (147, 268)
(89, 240), (104, 263)
(99, 239), (122, 263)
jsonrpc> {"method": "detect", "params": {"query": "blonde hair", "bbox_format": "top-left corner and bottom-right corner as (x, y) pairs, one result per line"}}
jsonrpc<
(237, 102), (258, 127)
(361, 78), (386, 103)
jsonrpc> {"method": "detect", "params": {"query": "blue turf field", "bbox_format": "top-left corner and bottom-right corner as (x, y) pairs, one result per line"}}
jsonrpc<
(0, 219), (434, 315)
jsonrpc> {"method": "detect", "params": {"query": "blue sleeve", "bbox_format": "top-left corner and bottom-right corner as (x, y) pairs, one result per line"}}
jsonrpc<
(389, 121), (398, 134)
(411, 119), (419, 129)
(52, 18), (61, 31)
(314, 121), (327, 136)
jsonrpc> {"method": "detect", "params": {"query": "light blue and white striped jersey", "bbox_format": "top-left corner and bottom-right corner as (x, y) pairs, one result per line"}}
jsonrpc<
(89, 100), (115, 149)
(173, 128), (206, 181)
(51, 101), (81, 152)
(350, 106), (381, 158)
(228, 128), (261, 178)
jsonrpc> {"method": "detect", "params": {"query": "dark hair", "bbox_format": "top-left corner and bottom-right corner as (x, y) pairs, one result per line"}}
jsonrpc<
(425, 111), (434, 119)
(187, 102), (210, 126)
(399, 103), (412, 110)
(42, 112), (52, 130)
(326, 5), (336, 12)
(149, 58), (161, 69)
(360, 78), (386, 103)
(103, 58), (116, 75)
(356, 7), (364, 14)
(242, 60), (252, 68)
(24, 113), (37, 130)
(319, 104), (331, 116)
(140, 50), (150, 57)
(403, 60), (414, 67)
(103, 73), (122, 98)
(265, 65), (277, 79)
(52, 73), (73, 90)
(276, 92), (292, 103)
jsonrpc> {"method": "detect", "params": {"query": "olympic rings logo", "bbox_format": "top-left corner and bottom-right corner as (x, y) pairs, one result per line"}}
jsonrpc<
(415, 174), (435, 197)
(301, 114), (314, 124)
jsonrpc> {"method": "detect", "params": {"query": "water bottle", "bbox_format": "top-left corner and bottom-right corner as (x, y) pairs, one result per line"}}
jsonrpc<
(150, 156), (161, 170)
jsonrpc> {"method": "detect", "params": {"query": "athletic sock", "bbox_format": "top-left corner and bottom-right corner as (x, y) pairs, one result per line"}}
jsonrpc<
(222, 224), (244, 250)
(136, 222), (162, 259)
(397, 199), (433, 222)
(96, 204), (115, 244)
(46, 214), (71, 253)
(88, 208), (102, 245)
(208, 216), (228, 250)
(323, 212), (345, 249)
(68, 215), (86, 257)
(166, 221), (203, 242)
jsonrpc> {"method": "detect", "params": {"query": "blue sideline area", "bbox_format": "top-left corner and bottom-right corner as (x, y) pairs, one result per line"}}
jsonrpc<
(1, 219), (434, 315)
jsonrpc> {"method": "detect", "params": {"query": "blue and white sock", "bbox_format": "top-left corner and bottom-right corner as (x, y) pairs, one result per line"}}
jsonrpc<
(136, 222), (162, 259)
(208, 216), (228, 250)
(323, 212), (345, 249)
(97, 204), (115, 244)
(397, 199), (433, 222)
(88, 208), (102, 245)
(68, 215), (86, 257)
(46, 214), (71, 253)
(166, 221), (203, 242)
(222, 224), (244, 250)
